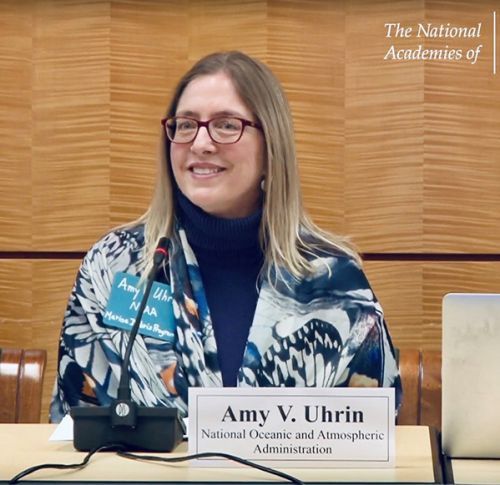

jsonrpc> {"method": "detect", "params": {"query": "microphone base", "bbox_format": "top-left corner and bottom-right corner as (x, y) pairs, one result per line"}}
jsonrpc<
(71, 405), (184, 452)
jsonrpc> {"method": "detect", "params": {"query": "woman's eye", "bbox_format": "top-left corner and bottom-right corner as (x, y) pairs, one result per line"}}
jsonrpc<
(215, 119), (239, 131)
(177, 120), (196, 131)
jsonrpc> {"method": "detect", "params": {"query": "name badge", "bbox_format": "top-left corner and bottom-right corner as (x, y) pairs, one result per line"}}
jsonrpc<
(188, 387), (395, 468)
(103, 271), (176, 342)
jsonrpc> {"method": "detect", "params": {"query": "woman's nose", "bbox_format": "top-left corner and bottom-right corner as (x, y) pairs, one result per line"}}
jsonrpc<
(190, 125), (216, 153)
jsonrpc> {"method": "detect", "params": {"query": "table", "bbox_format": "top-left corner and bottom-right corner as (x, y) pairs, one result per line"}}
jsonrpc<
(444, 457), (500, 484)
(0, 424), (442, 484)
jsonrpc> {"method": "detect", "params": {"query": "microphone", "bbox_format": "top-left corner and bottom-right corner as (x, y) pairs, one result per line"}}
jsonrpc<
(71, 237), (184, 452)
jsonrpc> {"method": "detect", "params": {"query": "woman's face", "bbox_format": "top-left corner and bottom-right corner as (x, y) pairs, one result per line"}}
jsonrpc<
(170, 72), (265, 219)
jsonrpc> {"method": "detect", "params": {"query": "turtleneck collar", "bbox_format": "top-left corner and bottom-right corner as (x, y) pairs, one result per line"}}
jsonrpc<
(175, 189), (263, 255)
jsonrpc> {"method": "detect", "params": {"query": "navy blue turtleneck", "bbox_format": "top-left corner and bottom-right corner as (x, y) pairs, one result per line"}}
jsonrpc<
(176, 191), (264, 386)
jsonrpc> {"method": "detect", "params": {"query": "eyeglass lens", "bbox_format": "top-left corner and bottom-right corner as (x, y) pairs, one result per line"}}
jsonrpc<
(166, 117), (244, 144)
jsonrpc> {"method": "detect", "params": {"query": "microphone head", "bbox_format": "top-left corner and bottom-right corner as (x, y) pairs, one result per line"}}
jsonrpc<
(153, 237), (169, 265)
(156, 236), (168, 250)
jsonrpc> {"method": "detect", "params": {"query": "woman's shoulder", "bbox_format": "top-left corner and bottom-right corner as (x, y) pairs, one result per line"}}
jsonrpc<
(300, 231), (360, 266)
(307, 250), (368, 288)
(297, 232), (373, 296)
(83, 224), (145, 269)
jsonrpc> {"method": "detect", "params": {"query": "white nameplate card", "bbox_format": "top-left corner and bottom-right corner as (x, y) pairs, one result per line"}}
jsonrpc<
(188, 387), (395, 468)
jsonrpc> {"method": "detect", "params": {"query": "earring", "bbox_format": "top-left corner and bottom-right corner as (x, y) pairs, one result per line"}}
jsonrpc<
(260, 177), (266, 191)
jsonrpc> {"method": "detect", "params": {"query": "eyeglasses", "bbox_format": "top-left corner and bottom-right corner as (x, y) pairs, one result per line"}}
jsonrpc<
(161, 116), (263, 144)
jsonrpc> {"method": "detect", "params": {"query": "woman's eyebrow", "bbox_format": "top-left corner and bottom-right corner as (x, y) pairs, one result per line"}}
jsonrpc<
(175, 109), (198, 117)
(175, 109), (245, 118)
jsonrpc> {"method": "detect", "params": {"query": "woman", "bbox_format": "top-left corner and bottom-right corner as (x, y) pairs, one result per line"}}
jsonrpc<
(50, 51), (401, 422)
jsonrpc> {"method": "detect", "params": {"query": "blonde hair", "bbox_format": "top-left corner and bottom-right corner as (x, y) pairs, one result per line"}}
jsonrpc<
(130, 51), (360, 281)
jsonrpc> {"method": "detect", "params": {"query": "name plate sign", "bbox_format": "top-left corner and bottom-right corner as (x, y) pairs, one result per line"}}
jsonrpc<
(188, 387), (395, 468)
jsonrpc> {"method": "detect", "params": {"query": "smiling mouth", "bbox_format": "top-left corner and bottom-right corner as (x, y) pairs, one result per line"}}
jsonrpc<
(190, 167), (225, 175)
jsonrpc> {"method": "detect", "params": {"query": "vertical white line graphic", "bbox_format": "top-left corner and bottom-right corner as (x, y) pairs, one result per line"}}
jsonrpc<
(494, 11), (497, 74)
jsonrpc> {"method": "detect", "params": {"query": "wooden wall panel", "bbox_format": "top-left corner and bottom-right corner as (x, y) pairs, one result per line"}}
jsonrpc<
(110, 0), (188, 226)
(365, 261), (500, 352)
(2, 0), (499, 252)
(188, 0), (266, 60)
(0, 1), (32, 251)
(364, 261), (424, 349)
(32, 0), (110, 250)
(345, 0), (424, 253)
(422, 262), (500, 348)
(269, 0), (346, 234)
(0, 262), (34, 346)
(0, 260), (80, 422)
(424, 0), (500, 252)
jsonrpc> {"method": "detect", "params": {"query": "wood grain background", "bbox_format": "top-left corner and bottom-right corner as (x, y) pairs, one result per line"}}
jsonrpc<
(1, 0), (499, 421)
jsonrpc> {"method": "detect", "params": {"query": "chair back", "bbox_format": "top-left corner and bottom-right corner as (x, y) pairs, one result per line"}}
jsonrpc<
(397, 348), (442, 430)
(0, 348), (47, 423)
